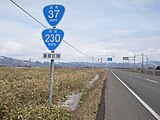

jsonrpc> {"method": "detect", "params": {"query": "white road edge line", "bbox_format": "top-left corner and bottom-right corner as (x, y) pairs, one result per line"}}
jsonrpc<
(146, 79), (158, 83)
(110, 70), (160, 120)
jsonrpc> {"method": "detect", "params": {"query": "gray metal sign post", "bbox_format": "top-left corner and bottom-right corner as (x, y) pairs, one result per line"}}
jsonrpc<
(48, 51), (54, 107)
(42, 51), (61, 107)
(42, 4), (65, 107)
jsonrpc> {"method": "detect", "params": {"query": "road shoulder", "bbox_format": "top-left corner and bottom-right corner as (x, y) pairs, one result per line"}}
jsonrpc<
(104, 71), (156, 120)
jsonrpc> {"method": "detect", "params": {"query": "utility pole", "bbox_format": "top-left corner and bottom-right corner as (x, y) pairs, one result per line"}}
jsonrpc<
(29, 58), (31, 67)
(134, 53), (149, 72)
(128, 59), (130, 69)
(142, 53), (144, 73)
(134, 55), (136, 70)
(100, 57), (102, 69)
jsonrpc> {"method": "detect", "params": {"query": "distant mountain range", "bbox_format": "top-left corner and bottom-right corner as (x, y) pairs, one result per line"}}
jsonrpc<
(0, 56), (49, 67)
(0, 56), (159, 68)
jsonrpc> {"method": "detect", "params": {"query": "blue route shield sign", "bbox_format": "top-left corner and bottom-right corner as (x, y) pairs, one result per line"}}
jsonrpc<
(43, 5), (65, 27)
(42, 29), (64, 51)
(107, 58), (112, 61)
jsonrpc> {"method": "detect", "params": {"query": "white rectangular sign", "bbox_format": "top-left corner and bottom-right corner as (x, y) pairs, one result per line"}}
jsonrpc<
(43, 52), (61, 60)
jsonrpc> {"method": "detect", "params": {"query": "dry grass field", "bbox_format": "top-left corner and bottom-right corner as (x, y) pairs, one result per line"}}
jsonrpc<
(0, 67), (105, 120)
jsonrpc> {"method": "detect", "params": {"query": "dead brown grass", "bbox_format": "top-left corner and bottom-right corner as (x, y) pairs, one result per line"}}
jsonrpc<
(71, 70), (107, 120)
(0, 67), (105, 120)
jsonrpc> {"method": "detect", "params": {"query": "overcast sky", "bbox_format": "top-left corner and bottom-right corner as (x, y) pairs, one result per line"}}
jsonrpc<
(0, 0), (160, 63)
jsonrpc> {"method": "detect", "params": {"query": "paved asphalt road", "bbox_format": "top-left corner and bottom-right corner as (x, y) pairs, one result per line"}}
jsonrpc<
(104, 69), (160, 120)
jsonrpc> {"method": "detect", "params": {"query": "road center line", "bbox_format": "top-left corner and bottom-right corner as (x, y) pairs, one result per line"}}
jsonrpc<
(146, 79), (157, 83)
(110, 70), (160, 120)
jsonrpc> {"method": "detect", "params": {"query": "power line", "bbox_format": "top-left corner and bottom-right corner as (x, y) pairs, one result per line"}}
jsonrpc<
(10, 0), (47, 29)
(10, 0), (93, 59)
(63, 40), (92, 59)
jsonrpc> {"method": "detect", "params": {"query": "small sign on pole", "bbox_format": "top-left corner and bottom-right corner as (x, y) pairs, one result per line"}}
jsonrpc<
(43, 52), (61, 60)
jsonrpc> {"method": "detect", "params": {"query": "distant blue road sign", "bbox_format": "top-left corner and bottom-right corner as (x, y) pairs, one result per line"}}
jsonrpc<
(43, 5), (65, 27)
(42, 29), (64, 51)
(107, 58), (112, 61)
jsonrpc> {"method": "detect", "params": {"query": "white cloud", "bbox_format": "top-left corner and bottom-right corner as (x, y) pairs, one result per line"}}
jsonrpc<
(0, 41), (23, 55)
(110, 29), (133, 36)
(0, 0), (160, 63)
(132, 0), (155, 7)
(110, 0), (156, 10)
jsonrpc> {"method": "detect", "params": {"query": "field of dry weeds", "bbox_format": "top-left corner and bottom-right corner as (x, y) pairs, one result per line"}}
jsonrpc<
(0, 67), (104, 120)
